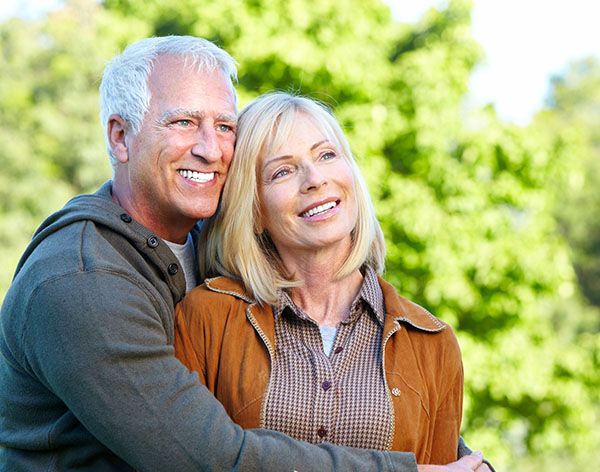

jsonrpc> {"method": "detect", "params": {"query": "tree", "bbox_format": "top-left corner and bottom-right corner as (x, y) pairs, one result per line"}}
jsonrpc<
(0, 0), (148, 291)
(546, 58), (600, 308)
(1, 0), (598, 469)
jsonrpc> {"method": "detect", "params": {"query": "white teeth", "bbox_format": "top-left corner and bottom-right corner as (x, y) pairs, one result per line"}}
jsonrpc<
(300, 201), (337, 218)
(179, 169), (214, 183)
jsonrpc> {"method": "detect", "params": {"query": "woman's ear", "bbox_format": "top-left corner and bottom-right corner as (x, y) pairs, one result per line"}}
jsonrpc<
(254, 215), (265, 235)
(107, 114), (130, 164)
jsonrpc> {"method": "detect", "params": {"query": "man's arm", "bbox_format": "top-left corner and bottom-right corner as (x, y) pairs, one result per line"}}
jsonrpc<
(418, 451), (486, 472)
(458, 438), (495, 472)
(20, 271), (418, 471)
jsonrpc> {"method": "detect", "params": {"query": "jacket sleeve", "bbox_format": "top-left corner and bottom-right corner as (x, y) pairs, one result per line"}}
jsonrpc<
(172, 299), (207, 384)
(20, 270), (418, 472)
(429, 359), (463, 463)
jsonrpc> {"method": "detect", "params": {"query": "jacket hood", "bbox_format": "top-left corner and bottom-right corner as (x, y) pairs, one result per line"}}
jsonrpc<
(13, 181), (197, 288)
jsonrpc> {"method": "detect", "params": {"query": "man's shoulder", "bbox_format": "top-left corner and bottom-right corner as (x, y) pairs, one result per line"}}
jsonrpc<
(5, 193), (181, 318)
(12, 180), (174, 291)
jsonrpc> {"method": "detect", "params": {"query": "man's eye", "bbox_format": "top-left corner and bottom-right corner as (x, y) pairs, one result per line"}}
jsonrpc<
(217, 124), (233, 132)
(176, 119), (191, 127)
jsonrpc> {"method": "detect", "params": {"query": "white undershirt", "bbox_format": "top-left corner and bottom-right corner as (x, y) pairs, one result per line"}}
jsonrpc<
(319, 325), (337, 356)
(163, 233), (198, 294)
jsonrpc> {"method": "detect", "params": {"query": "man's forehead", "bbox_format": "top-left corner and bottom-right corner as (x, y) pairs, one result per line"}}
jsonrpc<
(147, 59), (237, 112)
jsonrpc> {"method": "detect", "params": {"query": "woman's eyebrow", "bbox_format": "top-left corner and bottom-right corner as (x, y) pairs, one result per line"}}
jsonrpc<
(310, 139), (328, 151)
(262, 154), (292, 170)
(263, 139), (332, 169)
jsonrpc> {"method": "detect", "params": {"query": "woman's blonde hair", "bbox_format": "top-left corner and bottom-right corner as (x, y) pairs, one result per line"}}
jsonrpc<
(199, 92), (385, 305)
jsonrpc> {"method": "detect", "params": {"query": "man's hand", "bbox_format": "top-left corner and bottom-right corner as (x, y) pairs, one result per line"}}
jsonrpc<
(417, 451), (485, 472)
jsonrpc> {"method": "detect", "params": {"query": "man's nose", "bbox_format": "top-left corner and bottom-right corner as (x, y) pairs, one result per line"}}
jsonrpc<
(300, 163), (327, 193)
(191, 123), (222, 163)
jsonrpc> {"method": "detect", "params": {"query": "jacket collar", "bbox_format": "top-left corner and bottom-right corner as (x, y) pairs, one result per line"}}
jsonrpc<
(204, 276), (275, 346)
(204, 275), (445, 333)
(204, 276), (256, 304)
(378, 276), (446, 333)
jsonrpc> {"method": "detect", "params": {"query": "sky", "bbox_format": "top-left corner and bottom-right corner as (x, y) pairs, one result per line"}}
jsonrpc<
(2, 0), (600, 125)
(388, 0), (600, 124)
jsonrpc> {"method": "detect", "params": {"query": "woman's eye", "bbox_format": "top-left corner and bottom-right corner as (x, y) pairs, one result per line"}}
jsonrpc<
(321, 151), (336, 160)
(273, 168), (290, 179)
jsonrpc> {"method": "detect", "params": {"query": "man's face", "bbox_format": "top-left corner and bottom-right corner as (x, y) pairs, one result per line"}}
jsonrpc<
(118, 55), (237, 242)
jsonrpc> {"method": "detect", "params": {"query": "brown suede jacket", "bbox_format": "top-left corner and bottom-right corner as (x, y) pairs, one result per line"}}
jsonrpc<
(174, 275), (463, 465)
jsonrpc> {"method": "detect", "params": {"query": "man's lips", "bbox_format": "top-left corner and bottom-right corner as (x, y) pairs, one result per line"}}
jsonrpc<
(178, 169), (215, 183)
(299, 199), (340, 218)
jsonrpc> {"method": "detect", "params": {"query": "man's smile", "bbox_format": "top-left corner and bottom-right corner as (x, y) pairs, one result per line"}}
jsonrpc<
(178, 169), (215, 183)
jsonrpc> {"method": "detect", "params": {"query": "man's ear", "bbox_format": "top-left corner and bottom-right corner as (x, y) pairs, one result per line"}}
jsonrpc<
(108, 114), (130, 164)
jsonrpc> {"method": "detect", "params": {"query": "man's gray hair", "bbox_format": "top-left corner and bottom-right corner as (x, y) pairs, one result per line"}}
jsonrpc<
(99, 36), (238, 167)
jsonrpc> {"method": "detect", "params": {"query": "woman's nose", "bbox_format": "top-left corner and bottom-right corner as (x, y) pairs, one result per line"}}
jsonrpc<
(300, 163), (327, 193)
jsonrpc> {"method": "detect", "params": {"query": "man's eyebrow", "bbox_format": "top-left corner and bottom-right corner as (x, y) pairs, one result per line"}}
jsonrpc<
(158, 108), (237, 126)
(215, 112), (237, 125)
(159, 108), (203, 125)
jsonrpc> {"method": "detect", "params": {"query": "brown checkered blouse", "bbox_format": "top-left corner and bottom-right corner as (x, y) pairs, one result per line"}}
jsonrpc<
(265, 265), (393, 450)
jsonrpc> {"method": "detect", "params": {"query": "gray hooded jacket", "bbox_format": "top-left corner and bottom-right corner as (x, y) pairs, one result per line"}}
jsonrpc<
(0, 181), (418, 471)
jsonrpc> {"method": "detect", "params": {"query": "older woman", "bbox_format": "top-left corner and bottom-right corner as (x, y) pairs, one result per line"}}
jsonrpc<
(174, 93), (471, 467)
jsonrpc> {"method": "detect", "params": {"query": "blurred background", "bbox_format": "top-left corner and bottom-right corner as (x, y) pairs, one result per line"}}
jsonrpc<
(0, 0), (598, 470)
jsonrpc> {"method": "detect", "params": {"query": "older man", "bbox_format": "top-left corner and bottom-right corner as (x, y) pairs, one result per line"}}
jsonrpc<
(0, 36), (489, 471)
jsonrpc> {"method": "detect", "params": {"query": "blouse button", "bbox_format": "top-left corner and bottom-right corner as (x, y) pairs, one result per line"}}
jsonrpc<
(317, 427), (327, 438)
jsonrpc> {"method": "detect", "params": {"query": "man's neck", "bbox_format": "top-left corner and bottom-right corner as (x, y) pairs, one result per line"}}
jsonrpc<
(111, 181), (194, 244)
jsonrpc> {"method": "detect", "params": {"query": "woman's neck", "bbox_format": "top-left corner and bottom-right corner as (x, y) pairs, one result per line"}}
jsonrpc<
(281, 246), (364, 327)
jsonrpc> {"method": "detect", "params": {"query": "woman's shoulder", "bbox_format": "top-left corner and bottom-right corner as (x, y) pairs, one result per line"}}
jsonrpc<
(185, 276), (253, 302)
(378, 277), (450, 333)
(176, 276), (254, 321)
(379, 276), (461, 352)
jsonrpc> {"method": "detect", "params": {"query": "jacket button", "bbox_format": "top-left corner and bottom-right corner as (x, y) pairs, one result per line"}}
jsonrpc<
(168, 263), (179, 275)
(321, 381), (331, 391)
(147, 236), (159, 248)
(120, 213), (132, 223)
(391, 387), (401, 397)
(334, 346), (343, 354)
(317, 427), (327, 438)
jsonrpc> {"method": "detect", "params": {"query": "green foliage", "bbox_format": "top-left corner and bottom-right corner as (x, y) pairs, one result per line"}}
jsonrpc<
(0, 0), (149, 291)
(545, 58), (600, 308)
(1, 0), (598, 470)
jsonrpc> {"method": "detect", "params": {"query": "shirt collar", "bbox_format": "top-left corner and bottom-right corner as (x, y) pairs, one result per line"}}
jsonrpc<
(273, 265), (385, 327)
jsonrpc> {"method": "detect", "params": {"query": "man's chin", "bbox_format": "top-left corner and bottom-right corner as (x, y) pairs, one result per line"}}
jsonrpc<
(190, 205), (220, 221)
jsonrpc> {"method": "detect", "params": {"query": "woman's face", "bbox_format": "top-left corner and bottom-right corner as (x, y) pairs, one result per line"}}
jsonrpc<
(258, 113), (358, 261)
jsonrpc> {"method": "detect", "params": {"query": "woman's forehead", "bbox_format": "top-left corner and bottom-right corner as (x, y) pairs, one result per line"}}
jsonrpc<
(266, 111), (339, 154)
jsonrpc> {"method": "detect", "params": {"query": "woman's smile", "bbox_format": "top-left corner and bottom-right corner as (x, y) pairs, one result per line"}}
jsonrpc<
(298, 198), (340, 219)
